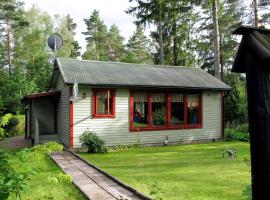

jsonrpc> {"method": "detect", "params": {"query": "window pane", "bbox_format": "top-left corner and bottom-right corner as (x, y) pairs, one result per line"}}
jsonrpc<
(187, 95), (200, 124)
(152, 94), (166, 127)
(133, 94), (148, 128)
(96, 90), (111, 114)
(109, 91), (113, 114)
(171, 94), (184, 125)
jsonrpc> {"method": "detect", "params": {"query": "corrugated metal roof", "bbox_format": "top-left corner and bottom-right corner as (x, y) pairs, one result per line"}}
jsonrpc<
(56, 58), (230, 90)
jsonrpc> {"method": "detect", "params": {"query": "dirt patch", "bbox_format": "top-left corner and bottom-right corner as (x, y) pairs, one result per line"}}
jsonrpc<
(0, 136), (32, 150)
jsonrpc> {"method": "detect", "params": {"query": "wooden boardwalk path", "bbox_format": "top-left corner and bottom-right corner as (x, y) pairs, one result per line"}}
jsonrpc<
(51, 151), (147, 200)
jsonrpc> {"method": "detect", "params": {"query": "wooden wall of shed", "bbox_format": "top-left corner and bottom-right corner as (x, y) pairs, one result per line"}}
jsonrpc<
(55, 75), (70, 147)
(72, 87), (222, 148)
(31, 97), (55, 134)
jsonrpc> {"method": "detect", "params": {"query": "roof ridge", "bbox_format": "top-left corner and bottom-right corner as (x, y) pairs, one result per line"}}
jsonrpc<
(57, 57), (198, 69)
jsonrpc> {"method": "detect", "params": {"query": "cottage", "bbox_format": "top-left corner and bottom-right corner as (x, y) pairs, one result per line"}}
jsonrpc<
(24, 58), (230, 148)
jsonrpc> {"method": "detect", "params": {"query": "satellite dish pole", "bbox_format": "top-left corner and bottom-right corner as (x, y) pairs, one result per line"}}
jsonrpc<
(47, 33), (63, 61)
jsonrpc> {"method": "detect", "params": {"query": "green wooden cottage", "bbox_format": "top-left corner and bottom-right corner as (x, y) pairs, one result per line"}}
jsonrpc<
(24, 58), (230, 148)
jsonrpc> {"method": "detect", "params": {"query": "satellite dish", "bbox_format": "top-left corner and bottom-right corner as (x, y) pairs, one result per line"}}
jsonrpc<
(47, 33), (63, 52)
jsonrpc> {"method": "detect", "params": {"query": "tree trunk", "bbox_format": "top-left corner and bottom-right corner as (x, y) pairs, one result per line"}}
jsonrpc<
(6, 19), (12, 76)
(158, 1), (164, 65)
(212, 0), (220, 80)
(95, 41), (99, 60)
(253, 0), (259, 27)
(220, 34), (223, 80)
(172, 22), (178, 66)
(158, 21), (164, 65)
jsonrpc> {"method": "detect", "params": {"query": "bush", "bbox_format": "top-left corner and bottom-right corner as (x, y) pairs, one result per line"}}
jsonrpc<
(32, 142), (63, 155)
(0, 113), (13, 138)
(0, 114), (25, 138)
(9, 115), (25, 137)
(224, 128), (249, 142)
(47, 173), (72, 184)
(235, 123), (249, 133)
(0, 150), (33, 200)
(79, 130), (107, 153)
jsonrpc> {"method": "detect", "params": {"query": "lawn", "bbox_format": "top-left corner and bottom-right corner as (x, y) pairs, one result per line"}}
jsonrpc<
(80, 142), (251, 200)
(0, 142), (86, 200)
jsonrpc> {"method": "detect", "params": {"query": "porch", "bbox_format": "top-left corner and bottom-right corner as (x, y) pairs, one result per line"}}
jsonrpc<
(23, 91), (61, 145)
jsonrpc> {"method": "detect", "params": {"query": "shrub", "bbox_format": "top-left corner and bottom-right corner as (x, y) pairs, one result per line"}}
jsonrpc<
(0, 150), (33, 200)
(0, 128), (5, 138)
(224, 128), (249, 142)
(0, 114), (25, 138)
(0, 113), (13, 138)
(47, 173), (72, 184)
(79, 130), (107, 153)
(235, 123), (249, 133)
(9, 115), (25, 137)
(32, 142), (63, 155)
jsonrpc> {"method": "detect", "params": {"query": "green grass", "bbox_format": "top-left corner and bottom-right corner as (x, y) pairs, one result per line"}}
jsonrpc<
(0, 147), (86, 200)
(80, 142), (251, 200)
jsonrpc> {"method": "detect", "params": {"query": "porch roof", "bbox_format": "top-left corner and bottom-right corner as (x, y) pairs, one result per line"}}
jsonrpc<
(23, 91), (61, 100)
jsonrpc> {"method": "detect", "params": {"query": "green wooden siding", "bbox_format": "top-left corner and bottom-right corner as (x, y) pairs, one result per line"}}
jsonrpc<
(55, 75), (70, 147)
(72, 88), (222, 148)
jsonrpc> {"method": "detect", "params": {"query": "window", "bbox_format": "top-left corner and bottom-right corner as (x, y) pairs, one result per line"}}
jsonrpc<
(133, 94), (149, 128)
(92, 89), (115, 118)
(171, 94), (184, 126)
(152, 94), (166, 127)
(130, 91), (202, 131)
(187, 95), (200, 125)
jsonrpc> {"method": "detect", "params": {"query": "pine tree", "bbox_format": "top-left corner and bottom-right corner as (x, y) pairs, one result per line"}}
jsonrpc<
(107, 24), (125, 62)
(256, 0), (270, 27)
(71, 41), (81, 58)
(0, 0), (28, 75)
(160, 0), (197, 66)
(82, 10), (108, 61)
(196, 0), (243, 78)
(127, 0), (165, 65)
(212, 0), (221, 79)
(124, 24), (152, 64)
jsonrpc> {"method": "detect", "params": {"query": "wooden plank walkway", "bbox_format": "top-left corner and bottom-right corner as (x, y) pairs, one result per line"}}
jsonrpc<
(51, 151), (144, 200)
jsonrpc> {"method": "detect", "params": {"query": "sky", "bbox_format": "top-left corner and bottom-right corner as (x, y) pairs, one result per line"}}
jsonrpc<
(23, 0), (141, 52)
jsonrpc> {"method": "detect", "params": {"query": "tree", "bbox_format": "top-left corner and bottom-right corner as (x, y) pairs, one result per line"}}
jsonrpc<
(212, 0), (221, 79)
(253, 0), (259, 27)
(13, 5), (53, 92)
(0, 0), (28, 75)
(219, 1), (243, 78)
(127, 0), (165, 65)
(256, 0), (270, 27)
(1, 69), (36, 114)
(71, 41), (81, 58)
(55, 14), (81, 58)
(196, 0), (243, 78)
(107, 24), (125, 62)
(124, 24), (153, 64)
(223, 73), (247, 125)
(195, 0), (222, 78)
(82, 10), (108, 61)
(158, 0), (198, 66)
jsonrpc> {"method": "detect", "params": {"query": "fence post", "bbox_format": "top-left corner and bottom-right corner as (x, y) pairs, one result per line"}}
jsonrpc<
(34, 118), (39, 145)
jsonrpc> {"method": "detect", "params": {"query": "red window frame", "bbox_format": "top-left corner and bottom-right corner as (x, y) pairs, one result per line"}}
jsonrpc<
(130, 91), (202, 131)
(92, 89), (116, 118)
